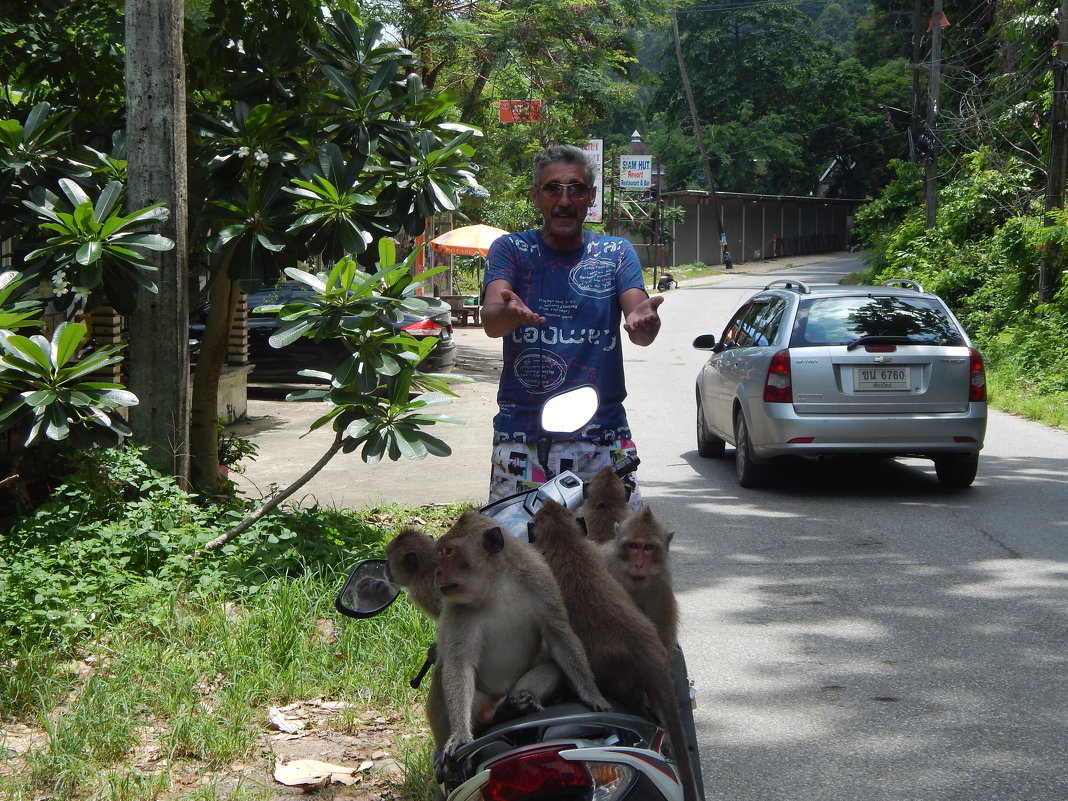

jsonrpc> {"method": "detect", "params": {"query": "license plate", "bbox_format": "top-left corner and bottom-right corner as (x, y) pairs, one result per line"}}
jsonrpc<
(854, 366), (911, 391)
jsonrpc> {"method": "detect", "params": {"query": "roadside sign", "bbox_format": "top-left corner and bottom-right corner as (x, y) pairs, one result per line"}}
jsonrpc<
(619, 155), (653, 190)
(499, 100), (543, 123)
(584, 139), (604, 223)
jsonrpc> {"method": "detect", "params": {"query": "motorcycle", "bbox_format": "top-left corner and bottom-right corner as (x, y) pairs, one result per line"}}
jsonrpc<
(336, 385), (705, 801)
(656, 273), (677, 292)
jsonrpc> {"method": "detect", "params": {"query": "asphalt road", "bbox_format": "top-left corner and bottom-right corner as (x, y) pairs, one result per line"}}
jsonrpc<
(628, 257), (1068, 801)
(231, 253), (1068, 800)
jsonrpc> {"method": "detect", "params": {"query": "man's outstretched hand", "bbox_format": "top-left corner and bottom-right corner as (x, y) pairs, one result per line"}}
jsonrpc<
(482, 288), (547, 337)
(624, 294), (663, 346)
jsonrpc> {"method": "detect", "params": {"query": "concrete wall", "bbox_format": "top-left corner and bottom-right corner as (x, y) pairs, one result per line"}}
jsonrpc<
(665, 191), (861, 268)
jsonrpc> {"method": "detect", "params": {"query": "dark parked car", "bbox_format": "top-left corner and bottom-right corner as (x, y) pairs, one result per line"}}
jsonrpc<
(693, 278), (987, 488)
(190, 281), (457, 383)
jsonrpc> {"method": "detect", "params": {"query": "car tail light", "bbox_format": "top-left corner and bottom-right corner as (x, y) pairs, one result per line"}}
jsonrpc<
(763, 349), (792, 403)
(968, 348), (986, 402)
(402, 318), (443, 336)
(461, 745), (635, 801)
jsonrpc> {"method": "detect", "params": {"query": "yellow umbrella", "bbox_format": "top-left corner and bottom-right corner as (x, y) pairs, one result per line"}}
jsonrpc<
(429, 224), (509, 257)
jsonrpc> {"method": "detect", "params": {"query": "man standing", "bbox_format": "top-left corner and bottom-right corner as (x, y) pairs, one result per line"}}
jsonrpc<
(481, 144), (663, 505)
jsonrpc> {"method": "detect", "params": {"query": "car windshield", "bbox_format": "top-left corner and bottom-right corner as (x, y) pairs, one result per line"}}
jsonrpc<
(792, 295), (965, 347)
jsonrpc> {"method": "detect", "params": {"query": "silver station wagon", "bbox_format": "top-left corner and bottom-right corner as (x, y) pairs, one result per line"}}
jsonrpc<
(693, 279), (987, 488)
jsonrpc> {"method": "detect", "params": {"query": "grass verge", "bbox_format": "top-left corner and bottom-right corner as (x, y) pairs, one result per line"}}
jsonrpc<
(1, 449), (463, 800)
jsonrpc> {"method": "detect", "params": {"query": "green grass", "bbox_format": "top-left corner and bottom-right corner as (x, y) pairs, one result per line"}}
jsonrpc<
(1, 562), (445, 801)
(0, 449), (465, 800)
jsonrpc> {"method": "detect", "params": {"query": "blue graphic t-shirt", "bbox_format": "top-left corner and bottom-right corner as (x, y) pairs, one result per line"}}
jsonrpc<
(483, 229), (646, 444)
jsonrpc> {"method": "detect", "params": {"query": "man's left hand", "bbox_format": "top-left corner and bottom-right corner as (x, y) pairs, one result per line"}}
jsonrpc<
(623, 294), (664, 346)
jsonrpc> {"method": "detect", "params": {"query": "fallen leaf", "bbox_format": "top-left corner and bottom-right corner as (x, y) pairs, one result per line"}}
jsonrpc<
(273, 759), (360, 788)
(267, 706), (304, 734)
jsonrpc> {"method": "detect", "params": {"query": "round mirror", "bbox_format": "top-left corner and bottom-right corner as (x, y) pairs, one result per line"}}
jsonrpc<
(335, 559), (401, 618)
(539, 385), (599, 435)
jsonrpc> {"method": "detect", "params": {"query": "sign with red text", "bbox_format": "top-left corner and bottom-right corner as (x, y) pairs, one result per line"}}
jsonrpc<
(499, 100), (543, 123)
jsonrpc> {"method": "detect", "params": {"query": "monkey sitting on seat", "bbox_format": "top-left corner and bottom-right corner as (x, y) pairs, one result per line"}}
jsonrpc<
(528, 499), (700, 801)
(576, 466), (633, 544)
(433, 509), (610, 766)
(602, 505), (679, 651)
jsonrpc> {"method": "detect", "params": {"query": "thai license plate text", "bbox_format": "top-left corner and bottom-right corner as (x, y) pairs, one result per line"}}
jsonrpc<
(854, 366), (911, 391)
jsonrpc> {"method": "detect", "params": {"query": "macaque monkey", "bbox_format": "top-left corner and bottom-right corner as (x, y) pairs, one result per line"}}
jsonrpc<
(576, 466), (633, 544)
(434, 509), (610, 763)
(603, 506), (679, 650)
(385, 528), (442, 619)
(527, 500), (700, 801)
(383, 527), (565, 750)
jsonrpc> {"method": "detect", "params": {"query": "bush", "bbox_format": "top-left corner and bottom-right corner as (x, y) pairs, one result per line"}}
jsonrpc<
(0, 444), (394, 659)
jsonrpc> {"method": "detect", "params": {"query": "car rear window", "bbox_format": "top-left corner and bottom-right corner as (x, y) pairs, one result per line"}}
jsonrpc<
(791, 295), (965, 347)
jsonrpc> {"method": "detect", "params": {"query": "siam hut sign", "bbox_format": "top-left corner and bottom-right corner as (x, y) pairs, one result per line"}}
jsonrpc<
(499, 100), (543, 123)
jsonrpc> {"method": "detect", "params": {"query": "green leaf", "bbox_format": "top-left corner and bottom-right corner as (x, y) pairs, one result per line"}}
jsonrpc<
(53, 322), (87, 366)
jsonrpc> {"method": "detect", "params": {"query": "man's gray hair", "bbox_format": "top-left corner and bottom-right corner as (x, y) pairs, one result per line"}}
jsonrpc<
(533, 144), (598, 187)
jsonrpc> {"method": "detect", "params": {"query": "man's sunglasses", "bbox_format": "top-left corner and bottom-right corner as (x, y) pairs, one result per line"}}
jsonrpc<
(538, 182), (592, 198)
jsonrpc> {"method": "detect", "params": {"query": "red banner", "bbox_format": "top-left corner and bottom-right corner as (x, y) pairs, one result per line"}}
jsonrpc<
(499, 100), (543, 123)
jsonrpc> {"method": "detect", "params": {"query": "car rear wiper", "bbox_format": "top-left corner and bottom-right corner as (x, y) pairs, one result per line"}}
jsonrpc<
(846, 335), (927, 350)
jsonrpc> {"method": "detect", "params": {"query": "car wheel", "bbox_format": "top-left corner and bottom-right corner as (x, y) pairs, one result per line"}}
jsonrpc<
(696, 392), (726, 458)
(734, 412), (770, 487)
(934, 453), (979, 488)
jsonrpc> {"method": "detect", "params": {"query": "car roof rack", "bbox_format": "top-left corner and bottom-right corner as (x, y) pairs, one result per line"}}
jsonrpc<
(881, 278), (925, 293)
(763, 279), (811, 294)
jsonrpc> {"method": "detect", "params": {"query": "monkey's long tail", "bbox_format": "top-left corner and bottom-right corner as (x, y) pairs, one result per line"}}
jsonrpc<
(652, 681), (702, 801)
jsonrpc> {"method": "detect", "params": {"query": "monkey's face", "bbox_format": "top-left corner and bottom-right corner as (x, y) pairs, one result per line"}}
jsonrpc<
(620, 538), (662, 583)
(435, 540), (486, 604)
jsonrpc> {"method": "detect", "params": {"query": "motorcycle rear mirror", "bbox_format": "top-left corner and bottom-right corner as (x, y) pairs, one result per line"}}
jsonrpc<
(539, 385), (598, 436)
(335, 559), (401, 619)
(536, 385), (599, 477)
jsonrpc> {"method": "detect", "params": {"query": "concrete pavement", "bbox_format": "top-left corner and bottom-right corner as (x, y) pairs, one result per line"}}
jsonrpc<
(226, 252), (856, 509)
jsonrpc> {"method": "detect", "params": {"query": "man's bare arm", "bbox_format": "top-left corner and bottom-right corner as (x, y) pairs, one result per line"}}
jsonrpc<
(481, 279), (546, 338)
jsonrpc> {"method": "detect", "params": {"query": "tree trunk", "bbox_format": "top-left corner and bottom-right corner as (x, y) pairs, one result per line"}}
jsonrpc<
(124, 0), (191, 481)
(189, 276), (240, 489)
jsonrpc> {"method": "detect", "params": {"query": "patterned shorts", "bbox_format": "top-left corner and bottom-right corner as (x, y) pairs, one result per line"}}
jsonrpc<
(488, 438), (643, 510)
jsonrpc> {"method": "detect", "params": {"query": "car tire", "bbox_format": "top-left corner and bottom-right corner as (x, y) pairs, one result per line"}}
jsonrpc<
(734, 412), (770, 488)
(696, 392), (726, 458)
(934, 453), (979, 488)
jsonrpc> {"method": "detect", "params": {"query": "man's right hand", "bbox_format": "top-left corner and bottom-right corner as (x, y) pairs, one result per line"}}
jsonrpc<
(482, 286), (546, 337)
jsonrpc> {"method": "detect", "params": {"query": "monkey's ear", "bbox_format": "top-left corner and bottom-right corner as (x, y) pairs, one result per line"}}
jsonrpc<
(482, 527), (506, 555)
(526, 521), (537, 544)
(575, 516), (588, 536)
(666, 530), (675, 546)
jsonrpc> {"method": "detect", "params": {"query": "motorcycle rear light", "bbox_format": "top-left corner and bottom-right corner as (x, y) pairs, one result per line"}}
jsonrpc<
(403, 318), (443, 335)
(477, 746), (635, 801)
(968, 347), (987, 402)
(763, 349), (792, 403)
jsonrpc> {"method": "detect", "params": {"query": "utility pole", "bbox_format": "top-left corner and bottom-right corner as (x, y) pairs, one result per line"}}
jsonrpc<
(924, 0), (946, 228)
(1040, 0), (1068, 305)
(910, 0), (923, 161)
(125, 0), (190, 482)
(670, 10), (732, 269)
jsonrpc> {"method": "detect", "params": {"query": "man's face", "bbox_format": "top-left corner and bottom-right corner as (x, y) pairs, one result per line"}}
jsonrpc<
(529, 161), (596, 250)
